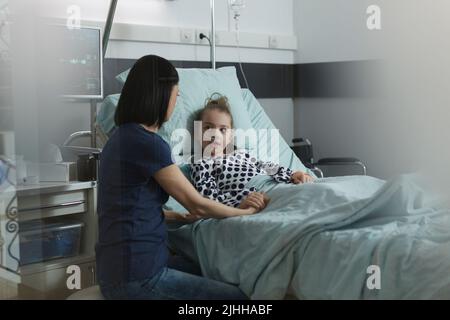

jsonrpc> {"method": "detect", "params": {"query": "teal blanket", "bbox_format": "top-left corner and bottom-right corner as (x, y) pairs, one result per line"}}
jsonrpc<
(168, 175), (450, 299)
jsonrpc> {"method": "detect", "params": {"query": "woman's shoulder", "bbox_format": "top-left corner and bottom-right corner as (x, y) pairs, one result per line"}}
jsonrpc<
(115, 123), (154, 138)
(123, 125), (172, 158)
(128, 125), (171, 148)
(135, 134), (171, 160)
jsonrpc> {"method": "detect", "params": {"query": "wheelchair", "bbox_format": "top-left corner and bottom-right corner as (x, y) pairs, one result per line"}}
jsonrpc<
(291, 138), (367, 178)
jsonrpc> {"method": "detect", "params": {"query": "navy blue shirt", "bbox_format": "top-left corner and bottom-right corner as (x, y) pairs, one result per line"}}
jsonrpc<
(96, 123), (174, 284)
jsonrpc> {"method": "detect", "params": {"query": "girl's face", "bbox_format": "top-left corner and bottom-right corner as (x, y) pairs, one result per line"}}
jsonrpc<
(200, 109), (233, 158)
(165, 85), (179, 121)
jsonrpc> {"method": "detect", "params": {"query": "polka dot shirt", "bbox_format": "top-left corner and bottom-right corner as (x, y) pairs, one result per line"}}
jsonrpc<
(190, 150), (294, 208)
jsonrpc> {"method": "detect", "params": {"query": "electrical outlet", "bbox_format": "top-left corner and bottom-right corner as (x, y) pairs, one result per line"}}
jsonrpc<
(195, 30), (220, 46)
(180, 29), (194, 44)
(196, 29), (210, 44)
(269, 35), (278, 49)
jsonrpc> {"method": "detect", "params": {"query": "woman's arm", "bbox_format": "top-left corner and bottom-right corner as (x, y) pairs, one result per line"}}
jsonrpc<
(154, 164), (267, 219)
(164, 210), (201, 224)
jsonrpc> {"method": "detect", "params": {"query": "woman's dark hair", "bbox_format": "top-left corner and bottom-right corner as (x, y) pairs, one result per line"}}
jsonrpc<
(114, 55), (179, 128)
(195, 93), (234, 128)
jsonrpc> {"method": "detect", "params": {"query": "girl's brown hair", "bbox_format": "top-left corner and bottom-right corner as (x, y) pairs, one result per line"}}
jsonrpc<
(195, 93), (234, 127)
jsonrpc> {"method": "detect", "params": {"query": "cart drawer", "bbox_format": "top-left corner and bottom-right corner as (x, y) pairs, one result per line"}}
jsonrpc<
(18, 190), (87, 221)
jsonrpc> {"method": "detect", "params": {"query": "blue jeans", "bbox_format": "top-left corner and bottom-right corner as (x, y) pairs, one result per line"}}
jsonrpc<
(99, 256), (248, 300)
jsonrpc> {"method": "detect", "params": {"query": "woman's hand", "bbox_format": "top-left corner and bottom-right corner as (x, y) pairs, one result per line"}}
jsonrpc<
(164, 210), (202, 224)
(291, 171), (315, 184)
(238, 192), (270, 212)
(180, 213), (202, 223)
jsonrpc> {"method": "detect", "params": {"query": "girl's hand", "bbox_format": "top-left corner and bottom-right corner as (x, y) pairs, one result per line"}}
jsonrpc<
(239, 192), (270, 211)
(291, 171), (315, 184)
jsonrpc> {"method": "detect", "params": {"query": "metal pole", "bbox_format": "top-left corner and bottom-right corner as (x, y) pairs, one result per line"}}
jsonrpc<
(210, 0), (216, 69)
(90, 0), (118, 148)
(103, 0), (119, 59)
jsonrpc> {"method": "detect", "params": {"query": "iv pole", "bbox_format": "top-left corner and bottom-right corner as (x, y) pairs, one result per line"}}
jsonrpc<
(210, 0), (216, 69)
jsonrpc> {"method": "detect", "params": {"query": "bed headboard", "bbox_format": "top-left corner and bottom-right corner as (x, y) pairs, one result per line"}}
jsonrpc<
(103, 58), (380, 99)
(103, 58), (294, 99)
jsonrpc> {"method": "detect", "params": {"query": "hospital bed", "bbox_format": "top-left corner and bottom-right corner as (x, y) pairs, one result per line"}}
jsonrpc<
(93, 66), (450, 300)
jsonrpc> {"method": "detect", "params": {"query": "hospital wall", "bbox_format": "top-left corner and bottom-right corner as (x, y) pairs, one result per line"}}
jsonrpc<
(293, 0), (450, 189)
(292, 0), (381, 180)
(12, 0), (296, 161)
(293, 0), (388, 178)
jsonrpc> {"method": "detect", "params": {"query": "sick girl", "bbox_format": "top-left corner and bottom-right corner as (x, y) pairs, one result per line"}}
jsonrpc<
(191, 94), (314, 209)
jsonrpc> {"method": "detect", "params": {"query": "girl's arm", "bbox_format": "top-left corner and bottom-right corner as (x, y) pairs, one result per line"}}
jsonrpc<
(255, 159), (294, 183)
(154, 164), (267, 219)
(291, 171), (315, 184)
